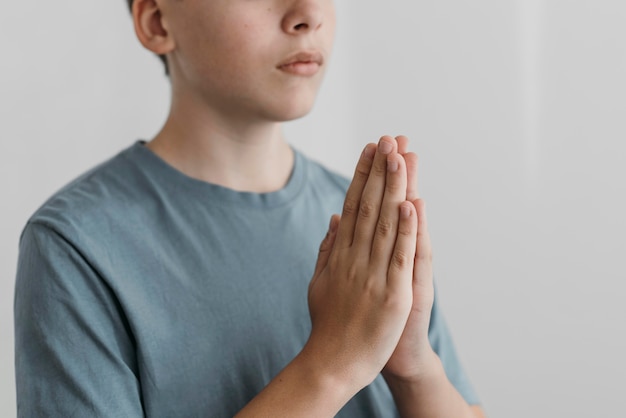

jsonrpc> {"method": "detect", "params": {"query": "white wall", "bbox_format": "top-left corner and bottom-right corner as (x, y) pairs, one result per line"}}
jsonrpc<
(2, 1), (625, 416)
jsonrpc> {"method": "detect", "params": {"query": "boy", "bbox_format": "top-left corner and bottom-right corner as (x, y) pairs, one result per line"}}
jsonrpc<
(14, 0), (485, 416)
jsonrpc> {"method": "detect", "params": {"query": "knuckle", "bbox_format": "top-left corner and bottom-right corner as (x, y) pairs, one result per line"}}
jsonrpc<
(371, 161), (387, 177)
(328, 251), (341, 268)
(375, 217), (394, 238)
(318, 235), (329, 251)
(385, 178), (402, 193)
(346, 261), (360, 282)
(359, 199), (376, 219)
(383, 293), (408, 314)
(362, 277), (380, 296)
(325, 256), (342, 279)
(355, 162), (371, 179)
(397, 220), (414, 237)
(391, 250), (410, 269)
(342, 197), (359, 217)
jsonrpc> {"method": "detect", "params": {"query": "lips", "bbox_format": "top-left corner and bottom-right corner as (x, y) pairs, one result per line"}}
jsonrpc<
(277, 51), (324, 76)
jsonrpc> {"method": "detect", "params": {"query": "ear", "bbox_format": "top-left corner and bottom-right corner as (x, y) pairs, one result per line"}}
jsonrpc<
(131, 0), (175, 57)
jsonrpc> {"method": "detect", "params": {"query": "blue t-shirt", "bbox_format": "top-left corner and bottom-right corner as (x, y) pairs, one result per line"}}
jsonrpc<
(15, 141), (479, 417)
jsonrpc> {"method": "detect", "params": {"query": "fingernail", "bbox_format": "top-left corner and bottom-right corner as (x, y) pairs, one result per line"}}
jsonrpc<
(400, 203), (411, 219)
(362, 144), (375, 160)
(387, 156), (399, 173)
(379, 139), (393, 155)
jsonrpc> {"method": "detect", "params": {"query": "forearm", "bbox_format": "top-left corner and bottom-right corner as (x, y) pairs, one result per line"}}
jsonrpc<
(234, 347), (359, 418)
(385, 352), (478, 418)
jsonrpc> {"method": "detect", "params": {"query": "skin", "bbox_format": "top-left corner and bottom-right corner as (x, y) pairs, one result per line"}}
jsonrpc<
(131, 0), (485, 416)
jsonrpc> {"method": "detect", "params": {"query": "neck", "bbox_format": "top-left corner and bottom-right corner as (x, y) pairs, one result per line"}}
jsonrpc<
(147, 89), (295, 193)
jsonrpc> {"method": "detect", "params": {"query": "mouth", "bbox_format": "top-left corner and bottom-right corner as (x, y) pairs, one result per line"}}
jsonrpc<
(277, 51), (324, 76)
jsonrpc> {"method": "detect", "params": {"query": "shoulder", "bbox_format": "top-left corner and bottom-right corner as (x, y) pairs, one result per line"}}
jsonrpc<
(23, 142), (151, 245)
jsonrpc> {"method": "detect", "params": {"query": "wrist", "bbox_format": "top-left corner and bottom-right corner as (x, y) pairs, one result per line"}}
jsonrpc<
(383, 353), (476, 418)
(235, 343), (361, 418)
(383, 351), (450, 409)
(295, 340), (366, 407)
(382, 347), (441, 387)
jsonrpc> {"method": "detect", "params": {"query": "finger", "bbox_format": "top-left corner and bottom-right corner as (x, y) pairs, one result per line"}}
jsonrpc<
(312, 214), (341, 279)
(352, 136), (398, 253)
(370, 152), (408, 275)
(412, 199), (433, 294)
(404, 152), (419, 201)
(396, 135), (409, 155)
(387, 201), (418, 291)
(335, 144), (376, 248)
(395, 135), (419, 201)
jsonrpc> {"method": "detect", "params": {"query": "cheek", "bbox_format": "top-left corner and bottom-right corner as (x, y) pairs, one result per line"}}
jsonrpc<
(219, 29), (275, 82)
(175, 25), (245, 82)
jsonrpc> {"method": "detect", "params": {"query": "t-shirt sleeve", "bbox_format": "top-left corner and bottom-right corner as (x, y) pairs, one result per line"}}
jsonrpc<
(14, 222), (144, 417)
(428, 285), (481, 406)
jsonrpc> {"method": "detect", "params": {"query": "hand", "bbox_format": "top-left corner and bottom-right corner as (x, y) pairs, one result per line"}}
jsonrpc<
(305, 137), (418, 392)
(382, 135), (437, 383)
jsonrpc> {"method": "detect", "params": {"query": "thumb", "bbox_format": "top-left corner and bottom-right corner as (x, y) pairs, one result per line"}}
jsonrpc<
(313, 214), (340, 278)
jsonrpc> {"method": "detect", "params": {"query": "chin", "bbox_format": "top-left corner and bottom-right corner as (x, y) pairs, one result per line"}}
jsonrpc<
(263, 96), (317, 122)
(278, 106), (314, 122)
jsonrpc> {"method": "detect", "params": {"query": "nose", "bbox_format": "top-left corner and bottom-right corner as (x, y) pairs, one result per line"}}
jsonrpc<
(281, 1), (324, 34)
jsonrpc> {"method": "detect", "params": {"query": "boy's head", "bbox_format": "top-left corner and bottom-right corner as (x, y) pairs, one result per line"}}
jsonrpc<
(128, 0), (336, 122)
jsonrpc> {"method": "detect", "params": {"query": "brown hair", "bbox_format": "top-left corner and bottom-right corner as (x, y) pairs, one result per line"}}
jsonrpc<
(126, 0), (170, 75)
